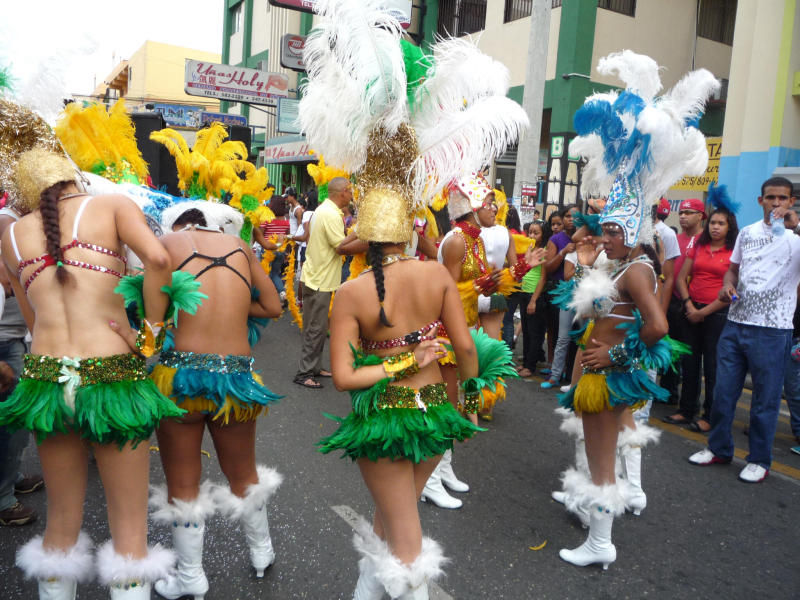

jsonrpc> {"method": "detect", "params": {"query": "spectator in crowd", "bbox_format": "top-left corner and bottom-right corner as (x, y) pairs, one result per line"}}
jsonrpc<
(653, 198), (682, 402)
(667, 205), (738, 432)
(541, 210), (565, 372)
(293, 178), (360, 389)
(285, 187), (303, 236)
(690, 177), (800, 483)
(517, 221), (547, 378)
(542, 205), (578, 388)
(260, 196), (290, 304)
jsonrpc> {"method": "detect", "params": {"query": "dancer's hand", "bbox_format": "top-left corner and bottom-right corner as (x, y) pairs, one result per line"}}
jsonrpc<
(108, 319), (140, 354)
(576, 236), (601, 266)
(525, 246), (546, 267)
(581, 338), (612, 370)
(0, 361), (14, 392)
(414, 325), (447, 369)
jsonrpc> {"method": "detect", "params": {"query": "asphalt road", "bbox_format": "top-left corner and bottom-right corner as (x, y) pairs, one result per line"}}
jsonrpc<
(1, 314), (798, 599)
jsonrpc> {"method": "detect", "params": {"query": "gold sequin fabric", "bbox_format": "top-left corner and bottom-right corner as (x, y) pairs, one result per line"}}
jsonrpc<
(0, 99), (64, 209)
(355, 124), (420, 243)
(455, 228), (488, 282)
(13, 148), (76, 213)
(376, 382), (448, 410)
(22, 353), (148, 385)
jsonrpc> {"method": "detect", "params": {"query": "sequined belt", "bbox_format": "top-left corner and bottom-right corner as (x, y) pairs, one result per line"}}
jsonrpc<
(159, 350), (253, 374)
(21, 353), (148, 385)
(376, 382), (448, 411)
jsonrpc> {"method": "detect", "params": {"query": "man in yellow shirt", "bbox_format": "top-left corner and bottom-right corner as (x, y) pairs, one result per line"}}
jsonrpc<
(294, 177), (354, 388)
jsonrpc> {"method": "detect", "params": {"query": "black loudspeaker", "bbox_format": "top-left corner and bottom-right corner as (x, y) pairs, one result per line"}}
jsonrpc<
(131, 112), (180, 196)
(226, 125), (252, 159)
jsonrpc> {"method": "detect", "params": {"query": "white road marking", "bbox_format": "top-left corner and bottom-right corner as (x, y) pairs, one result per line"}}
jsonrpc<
(332, 505), (454, 600)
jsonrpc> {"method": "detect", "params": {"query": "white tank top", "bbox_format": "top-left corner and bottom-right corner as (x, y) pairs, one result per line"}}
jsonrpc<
(479, 225), (510, 270)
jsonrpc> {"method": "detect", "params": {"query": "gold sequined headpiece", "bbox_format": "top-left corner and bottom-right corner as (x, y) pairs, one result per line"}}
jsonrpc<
(355, 124), (419, 243)
(0, 99), (64, 211)
(14, 148), (77, 212)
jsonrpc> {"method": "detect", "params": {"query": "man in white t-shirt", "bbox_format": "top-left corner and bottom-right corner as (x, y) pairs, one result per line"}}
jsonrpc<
(690, 177), (800, 483)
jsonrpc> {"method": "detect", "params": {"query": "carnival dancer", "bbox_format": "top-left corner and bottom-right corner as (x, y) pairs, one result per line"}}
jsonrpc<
(553, 51), (718, 569)
(113, 203), (283, 599)
(299, 1), (529, 595)
(0, 149), (182, 599)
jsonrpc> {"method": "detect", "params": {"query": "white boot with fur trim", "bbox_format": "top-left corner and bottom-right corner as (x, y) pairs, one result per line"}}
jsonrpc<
(212, 465), (283, 577)
(97, 541), (175, 599)
(351, 518), (388, 600)
(16, 531), (94, 600)
(558, 474), (625, 570)
(150, 482), (216, 599)
(353, 516), (446, 600)
(551, 410), (590, 527)
(617, 424), (660, 516)
(420, 463), (461, 509)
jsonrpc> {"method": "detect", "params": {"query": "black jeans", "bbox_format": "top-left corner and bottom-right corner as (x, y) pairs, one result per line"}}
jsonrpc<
(660, 295), (687, 401)
(678, 305), (728, 421)
(521, 294), (548, 370)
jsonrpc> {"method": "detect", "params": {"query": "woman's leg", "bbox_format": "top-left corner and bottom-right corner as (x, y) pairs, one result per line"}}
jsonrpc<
(155, 412), (207, 501)
(38, 432), (90, 550)
(701, 310), (728, 424)
(479, 310), (504, 342)
(440, 365), (459, 410)
(93, 440), (151, 558)
(208, 417), (259, 497)
(582, 408), (624, 486)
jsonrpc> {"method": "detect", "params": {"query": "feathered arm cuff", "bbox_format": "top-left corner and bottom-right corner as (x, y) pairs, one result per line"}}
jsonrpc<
(460, 328), (518, 412)
(611, 309), (691, 372)
(349, 344), (390, 418)
(509, 259), (532, 281)
(495, 268), (522, 296)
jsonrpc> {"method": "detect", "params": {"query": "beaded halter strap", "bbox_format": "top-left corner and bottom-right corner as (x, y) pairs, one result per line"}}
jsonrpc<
(10, 196), (127, 291)
(360, 319), (442, 351)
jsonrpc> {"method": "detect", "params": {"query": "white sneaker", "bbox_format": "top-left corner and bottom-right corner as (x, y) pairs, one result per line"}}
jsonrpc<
(738, 463), (768, 483)
(560, 384), (571, 393)
(688, 448), (730, 466)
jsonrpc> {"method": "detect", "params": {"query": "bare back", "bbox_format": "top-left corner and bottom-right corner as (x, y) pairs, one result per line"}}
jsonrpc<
(2, 194), (136, 357)
(162, 229), (256, 356)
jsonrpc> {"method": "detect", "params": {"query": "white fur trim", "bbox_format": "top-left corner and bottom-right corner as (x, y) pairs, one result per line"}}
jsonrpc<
(16, 532), (94, 582)
(568, 267), (617, 320)
(212, 465), (283, 520)
(558, 413), (584, 439)
(560, 468), (626, 517)
(96, 542), (175, 585)
(149, 480), (216, 525)
(617, 423), (661, 448)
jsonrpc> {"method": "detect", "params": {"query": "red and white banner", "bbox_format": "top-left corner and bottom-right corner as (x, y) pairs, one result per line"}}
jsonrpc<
(184, 60), (289, 107)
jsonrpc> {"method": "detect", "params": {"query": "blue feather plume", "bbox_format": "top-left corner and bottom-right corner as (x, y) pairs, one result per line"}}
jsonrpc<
(707, 182), (740, 214)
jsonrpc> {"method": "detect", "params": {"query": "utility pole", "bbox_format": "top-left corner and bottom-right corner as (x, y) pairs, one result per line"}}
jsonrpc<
(513, 0), (551, 215)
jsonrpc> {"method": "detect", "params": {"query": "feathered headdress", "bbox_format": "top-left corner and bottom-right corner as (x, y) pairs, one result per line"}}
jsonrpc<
(570, 50), (720, 247)
(55, 100), (150, 185)
(300, 0), (528, 242)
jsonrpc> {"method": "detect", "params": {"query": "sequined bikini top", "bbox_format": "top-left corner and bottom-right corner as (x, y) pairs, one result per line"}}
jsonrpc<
(9, 196), (127, 291)
(360, 319), (442, 351)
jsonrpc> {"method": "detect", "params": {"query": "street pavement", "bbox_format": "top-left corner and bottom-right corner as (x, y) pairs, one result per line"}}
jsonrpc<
(1, 314), (798, 599)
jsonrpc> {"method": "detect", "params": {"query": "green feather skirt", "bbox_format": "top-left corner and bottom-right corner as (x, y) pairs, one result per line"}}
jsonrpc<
(0, 354), (185, 447)
(318, 382), (483, 463)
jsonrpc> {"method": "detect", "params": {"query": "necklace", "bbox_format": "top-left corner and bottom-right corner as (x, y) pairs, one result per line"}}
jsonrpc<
(362, 254), (418, 273)
(610, 254), (651, 279)
(58, 192), (88, 202)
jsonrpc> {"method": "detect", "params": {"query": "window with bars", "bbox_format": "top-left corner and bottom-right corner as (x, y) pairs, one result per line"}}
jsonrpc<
(552, 0), (562, 7)
(697, 0), (737, 45)
(504, 0), (532, 22)
(598, 0), (636, 17)
(437, 0), (487, 37)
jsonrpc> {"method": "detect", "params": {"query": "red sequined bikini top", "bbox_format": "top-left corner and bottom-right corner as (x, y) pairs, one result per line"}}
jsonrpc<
(10, 196), (127, 291)
(360, 319), (442, 351)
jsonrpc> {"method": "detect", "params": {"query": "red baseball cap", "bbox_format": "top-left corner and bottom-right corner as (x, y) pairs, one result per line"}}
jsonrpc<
(656, 197), (671, 217)
(679, 198), (706, 218)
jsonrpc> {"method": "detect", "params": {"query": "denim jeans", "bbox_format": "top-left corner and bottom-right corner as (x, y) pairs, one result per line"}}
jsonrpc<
(550, 308), (575, 382)
(502, 292), (524, 353)
(784, 339), (800, 438)
(708, 321), (792, 468)
(0, 338), (28, 511)
(269, 251), (286, 295)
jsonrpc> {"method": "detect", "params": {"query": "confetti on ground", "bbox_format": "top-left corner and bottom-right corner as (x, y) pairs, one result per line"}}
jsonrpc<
(529, 541), (547, 551)
(149, 445), (159, 452)
(201, 450), (211, 458)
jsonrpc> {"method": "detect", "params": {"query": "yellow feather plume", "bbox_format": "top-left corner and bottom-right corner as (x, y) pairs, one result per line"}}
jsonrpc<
(512, 233), (534, 255)
(307, 154), (349, 186)
(431, 191), (448, 212)
(494, 189), (508, 226)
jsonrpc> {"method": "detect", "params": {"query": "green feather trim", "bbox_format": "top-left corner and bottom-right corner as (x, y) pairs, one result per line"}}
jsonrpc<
(240, 194), (259, 213)
(0, 378), (184, 448)
(240, 219), (253, 243)
(400, 39), (433, 113)
(349, 344), (389, 417)
(115, 271), (207, 326)
(317, 403), (482, 463)
(318, 182), (330, 202)
(462, 328), (519, 400)
(0, 66), (14, 92)
(114, 275), (145, 320)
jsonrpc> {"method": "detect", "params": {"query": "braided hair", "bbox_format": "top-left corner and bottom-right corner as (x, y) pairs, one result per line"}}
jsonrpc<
(39, 182), (72, 285)
(367, 242), (393, 327)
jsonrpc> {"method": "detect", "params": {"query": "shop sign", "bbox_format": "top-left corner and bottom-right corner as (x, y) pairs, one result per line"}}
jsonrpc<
(149, 103), (203, 128)
(262, 135), (313, 163)
(199, 111), (248, 127)
(277, 98), (301, 134)
(281, 34), (306, 72)
(671, 137), (722, 191)
(184, 59), (289, 107)
(268, 0), (412, 28)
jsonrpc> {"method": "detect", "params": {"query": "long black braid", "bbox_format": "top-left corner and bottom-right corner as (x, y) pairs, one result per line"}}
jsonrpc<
(39, 182), (72, 285)
(367, 242), (393, 327)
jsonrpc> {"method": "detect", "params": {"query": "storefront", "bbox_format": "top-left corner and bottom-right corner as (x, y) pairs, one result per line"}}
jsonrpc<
(259, 134), (316, 195)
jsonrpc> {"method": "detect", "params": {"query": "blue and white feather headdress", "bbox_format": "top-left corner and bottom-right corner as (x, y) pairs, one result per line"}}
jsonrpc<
(570, 51), (720, 247)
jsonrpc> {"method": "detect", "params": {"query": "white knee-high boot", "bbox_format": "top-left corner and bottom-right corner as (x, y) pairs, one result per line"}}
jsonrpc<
(149, 482), (216, 599)
(212, 465), (283, 577)
(617, 424), (660, 516)
(352, 516), (447, 600)
(352, 518), (387, 600)
(551, 410), (591, 527)
(96, 541), (175, 599)
(420, 461), (462, 509)
(16, 531), (94, 600)
(437, 449), (468, 493)
(558, 473), (625, 570)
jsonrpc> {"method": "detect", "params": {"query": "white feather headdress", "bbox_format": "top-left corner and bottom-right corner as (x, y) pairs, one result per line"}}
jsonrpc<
(571, 50), (720, 247)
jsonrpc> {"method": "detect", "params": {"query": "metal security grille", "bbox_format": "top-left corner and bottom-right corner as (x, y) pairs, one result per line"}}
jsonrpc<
(697, 0), (737, 45)
(552, 0), (562, 7)
(504, 0), (532, 22)
(597, 0), (636, 17)
(437, 0), (488, 37)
